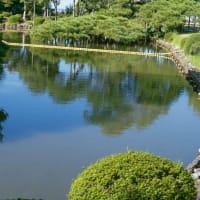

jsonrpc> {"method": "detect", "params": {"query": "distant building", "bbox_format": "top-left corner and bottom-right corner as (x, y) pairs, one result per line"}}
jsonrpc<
(133, 0), (150, 4)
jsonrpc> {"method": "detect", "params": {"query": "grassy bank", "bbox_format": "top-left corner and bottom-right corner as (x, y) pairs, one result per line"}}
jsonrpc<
(165, 32), (200, 69)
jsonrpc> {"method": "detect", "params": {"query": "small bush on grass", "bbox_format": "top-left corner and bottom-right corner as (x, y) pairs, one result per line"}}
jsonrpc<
(164, 32), (177, 42)
(68, 151), (196, 200)
(184, 33), (200, 55)
(0, 12), (10, 23)
(34, 16), (45, 26)
(7, 14), (22, 24)
(190, 41), (200, 55)
(180, 37), (187, 49)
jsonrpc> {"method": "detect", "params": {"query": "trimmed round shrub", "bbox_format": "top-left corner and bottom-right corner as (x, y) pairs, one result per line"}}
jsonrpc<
(68, 151), (196, 200)
(7, 14), (21, 24)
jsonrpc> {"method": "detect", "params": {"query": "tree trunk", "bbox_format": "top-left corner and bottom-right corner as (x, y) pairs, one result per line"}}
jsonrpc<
(55, 1), (57, 21)
(52, 0), (58, 20)
(22, 0), (26, 22)
(73, 0), (75, 17)
(188, 16), (191, 30)
(33, 0), (36, 25)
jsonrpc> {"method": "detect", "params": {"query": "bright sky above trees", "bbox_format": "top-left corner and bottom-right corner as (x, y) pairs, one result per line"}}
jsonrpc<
(58, 0), (74, 9)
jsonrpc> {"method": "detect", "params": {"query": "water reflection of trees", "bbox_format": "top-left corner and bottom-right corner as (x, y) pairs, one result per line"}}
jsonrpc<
(3, 47), (188, 134)
(0, 34), (9, 80)
(187, 86), (200, 115)
(0, 65), (3, 80)
(0, 109), (8, 142)
(2, 32), (30, 44)
(0, 38), (9, 142)
(84, 71), (185, 134)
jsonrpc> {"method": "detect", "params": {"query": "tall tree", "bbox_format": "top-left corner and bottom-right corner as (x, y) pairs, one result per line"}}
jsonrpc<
(37, 0), (51, 17)
(21, 0), (27, 21)
(73, 0), (76, 17)
(51, 0), (60, 20)
(0, 0), (23, 14)
(137, 0), (200, 37)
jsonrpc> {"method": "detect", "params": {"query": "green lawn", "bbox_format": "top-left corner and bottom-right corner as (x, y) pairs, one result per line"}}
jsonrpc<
(166, 33), (200, 69)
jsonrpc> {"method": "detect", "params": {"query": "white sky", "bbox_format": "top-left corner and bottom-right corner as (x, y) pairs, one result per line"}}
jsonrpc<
(58, 0), (74, 9)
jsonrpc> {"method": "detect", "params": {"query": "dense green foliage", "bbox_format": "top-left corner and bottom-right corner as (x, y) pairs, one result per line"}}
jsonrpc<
(0, 12), (9, 23)
(137, 0), (200, 37)
(0, 0), (23, 15)
(7, 14), (22, 24)
(30, 15), (145, 44)
(1, 0), (200, 43)
(184, 34), (200, 55)
(68, 151), (196, 200)
(0, 0), (60, 22)
(190, 41), (200, 55)
(34, 16), (45, 26)
(29, 0), (200, 44)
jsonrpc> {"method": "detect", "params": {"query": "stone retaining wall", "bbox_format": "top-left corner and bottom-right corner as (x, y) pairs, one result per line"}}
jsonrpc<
(187, 150), (200, 200)
(156, 39), (200, 94)
(0, 23), (32, 31)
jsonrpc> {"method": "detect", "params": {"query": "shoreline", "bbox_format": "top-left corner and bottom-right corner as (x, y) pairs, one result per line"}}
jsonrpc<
(156, 39), (200, 94)
(186, 149), (200, 200)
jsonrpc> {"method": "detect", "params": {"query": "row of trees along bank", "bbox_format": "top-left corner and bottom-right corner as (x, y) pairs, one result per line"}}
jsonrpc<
(0, 0), (62, 23)
(1, 0), (200, 44)
(30, 0), (200, 45)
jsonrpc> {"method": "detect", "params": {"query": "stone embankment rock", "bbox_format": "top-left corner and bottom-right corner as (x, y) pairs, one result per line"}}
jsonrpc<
(156, 39), (195, 73)
(156, 39), (200, 94)
(187, 149), (200, 200)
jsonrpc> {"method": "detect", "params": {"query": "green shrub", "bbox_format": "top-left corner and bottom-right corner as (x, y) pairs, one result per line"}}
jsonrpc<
(34, 16), (45, 26)
(180, 37), (187, 49)
(184, 33), (200, 55)
(1, 12), (10, 18)
(164, 32), (177, 42)
(0, 15), (3, 23)
(0, 12), (10, 23)
(7, 14), (22, 24)
(68, 151), (196, 200)
(190, 41), (200, 55)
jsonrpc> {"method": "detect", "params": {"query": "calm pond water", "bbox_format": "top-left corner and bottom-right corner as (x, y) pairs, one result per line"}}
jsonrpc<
(1, 32), (200, 200)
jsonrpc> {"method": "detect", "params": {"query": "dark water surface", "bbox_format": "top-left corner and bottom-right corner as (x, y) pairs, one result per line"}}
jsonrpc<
(1, 33), (200, 200)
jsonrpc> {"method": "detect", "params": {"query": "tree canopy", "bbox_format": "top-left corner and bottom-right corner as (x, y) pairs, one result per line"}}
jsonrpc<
(1, 0), (200, 44)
